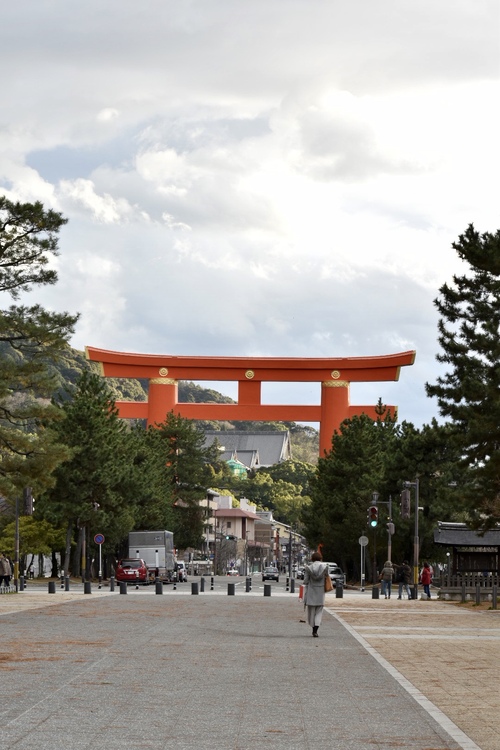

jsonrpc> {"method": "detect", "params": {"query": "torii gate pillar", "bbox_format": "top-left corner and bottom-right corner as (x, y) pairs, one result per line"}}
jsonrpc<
(86, 348), (416, 456)
(321, 380), (350, 447)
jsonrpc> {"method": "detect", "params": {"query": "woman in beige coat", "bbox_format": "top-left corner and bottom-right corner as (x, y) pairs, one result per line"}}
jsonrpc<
(303, 551), (329, 637)
(380, 560), (394, 599)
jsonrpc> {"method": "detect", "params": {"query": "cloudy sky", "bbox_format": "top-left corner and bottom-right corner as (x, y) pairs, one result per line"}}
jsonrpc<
(1, 1), (499, 429)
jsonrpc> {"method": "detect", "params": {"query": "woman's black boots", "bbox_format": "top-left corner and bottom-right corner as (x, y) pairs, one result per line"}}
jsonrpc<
(312, 626), (319, 637)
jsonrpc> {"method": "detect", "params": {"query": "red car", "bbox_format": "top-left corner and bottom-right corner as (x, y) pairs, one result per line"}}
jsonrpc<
(115, 558), (148, 584)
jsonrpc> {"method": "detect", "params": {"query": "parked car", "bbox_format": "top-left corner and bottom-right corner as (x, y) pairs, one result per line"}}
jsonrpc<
(296, 567), (305, 580)
(327, 564), (345, 587)
(227, 568), (239, 576)
(115, 558), (148, 584)
(262, 566), (279, 582)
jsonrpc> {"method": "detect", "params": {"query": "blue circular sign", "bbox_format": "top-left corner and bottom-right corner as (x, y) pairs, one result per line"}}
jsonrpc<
(94, 533), (105, 544)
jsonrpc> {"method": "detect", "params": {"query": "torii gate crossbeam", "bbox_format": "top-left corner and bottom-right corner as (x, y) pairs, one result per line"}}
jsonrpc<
(85, 348), (416, 456)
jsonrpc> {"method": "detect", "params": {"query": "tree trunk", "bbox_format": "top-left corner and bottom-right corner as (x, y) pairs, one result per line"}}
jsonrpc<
(51, 551), (59, 578)
(63, 521), (72, 577)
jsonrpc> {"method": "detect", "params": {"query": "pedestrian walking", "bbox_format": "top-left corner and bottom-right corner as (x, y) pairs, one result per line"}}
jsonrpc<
(379, 560), (394, 599)
(396, 560), (412, 599)
(0, 553), (12, 589)
(420, 561), (432, 599)
(303, 551), (329, 637)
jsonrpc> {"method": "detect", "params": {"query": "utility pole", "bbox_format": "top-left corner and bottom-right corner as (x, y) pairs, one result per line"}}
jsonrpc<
(387, 496), (393, 563)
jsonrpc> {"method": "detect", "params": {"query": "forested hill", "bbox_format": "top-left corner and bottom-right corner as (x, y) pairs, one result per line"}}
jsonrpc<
(50, 347), (319, 463)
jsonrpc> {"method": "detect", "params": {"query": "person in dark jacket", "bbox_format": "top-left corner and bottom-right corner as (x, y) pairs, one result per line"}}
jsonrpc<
(396, 560), (412, 599)
(303, 551), (329, 637)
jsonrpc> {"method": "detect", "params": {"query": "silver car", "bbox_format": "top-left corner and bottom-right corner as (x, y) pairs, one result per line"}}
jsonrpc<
(328, 564), (345, 587)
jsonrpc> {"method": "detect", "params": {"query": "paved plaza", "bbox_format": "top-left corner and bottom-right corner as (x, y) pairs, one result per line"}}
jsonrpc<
(0, 585), (498, 750)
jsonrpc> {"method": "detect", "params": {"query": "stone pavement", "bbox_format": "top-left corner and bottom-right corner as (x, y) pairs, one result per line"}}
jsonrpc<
(0, 585), (498, 750)
(325, 593), (500, 750)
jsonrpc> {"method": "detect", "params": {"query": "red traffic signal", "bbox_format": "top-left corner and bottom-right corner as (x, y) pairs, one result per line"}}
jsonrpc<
(367, 505), (378, 527)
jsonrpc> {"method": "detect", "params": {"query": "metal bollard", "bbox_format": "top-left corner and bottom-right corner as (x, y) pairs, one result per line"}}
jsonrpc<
(48, 581), (56, 594)
(227, 582), (235, 596)
(461, 581), (466, 603)
(335, 583), (343, 598)
(210, 576), (214, 591)
(120, 581), (127, 595)
(19, 576), (25, 591)
(476, 583), (481, 605)
(492, 585), (498, 610)
(371, 586), (379, 599)
(155, 580), (163, 595)
(173, 579), (177, 590)
(264, 584), (271, 597)
(191, 582), (199, 595)
(285, 577), (289, 591)
(109, 576), (115, 592)
(290, 579), (295, 594)
(245, 577), (251, 593)
(84, 581), (92, 594)
(200, 577), (205, 592)
(65, 576), (70, 591)
(60, 574), (65, 589)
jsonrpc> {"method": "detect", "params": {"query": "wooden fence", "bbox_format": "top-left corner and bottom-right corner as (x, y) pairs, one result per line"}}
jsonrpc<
(436, 572), (499, 605)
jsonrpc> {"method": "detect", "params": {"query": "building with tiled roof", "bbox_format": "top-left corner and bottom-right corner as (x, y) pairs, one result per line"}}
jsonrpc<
(203, 430), (291, 468)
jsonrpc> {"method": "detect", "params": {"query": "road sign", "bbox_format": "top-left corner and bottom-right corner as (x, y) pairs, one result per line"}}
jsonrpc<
(358, 535), (369, 546)
(94, 534), (105, 545)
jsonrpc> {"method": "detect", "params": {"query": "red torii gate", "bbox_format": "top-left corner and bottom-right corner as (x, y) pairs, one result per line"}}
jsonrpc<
(85, 348), (416, 456)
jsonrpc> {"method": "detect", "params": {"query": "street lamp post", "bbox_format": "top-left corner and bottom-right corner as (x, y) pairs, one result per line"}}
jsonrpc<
(404, 478), (420, 599)
(371, 492), (378, 584)
(372, 492), (394, 563)
(14, 495), (20, 592)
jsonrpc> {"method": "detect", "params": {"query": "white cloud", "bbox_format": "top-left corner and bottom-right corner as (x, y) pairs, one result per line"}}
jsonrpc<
(1, 0), (499, 430)
(97, 108), (120, 123)
(59, 178), (139, 223)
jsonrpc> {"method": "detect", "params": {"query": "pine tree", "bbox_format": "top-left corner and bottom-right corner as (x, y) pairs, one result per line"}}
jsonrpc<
(0, 197), (78, 502)
(426, 224), (500, 521)
(39, 371), (138, 575)
(303, 414), (397, 570)
(143, 413), (222, 550)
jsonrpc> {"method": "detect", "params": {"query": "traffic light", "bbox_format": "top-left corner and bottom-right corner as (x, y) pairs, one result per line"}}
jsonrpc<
(367, 505), (378, 527)
(400, 489), (411, 519)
